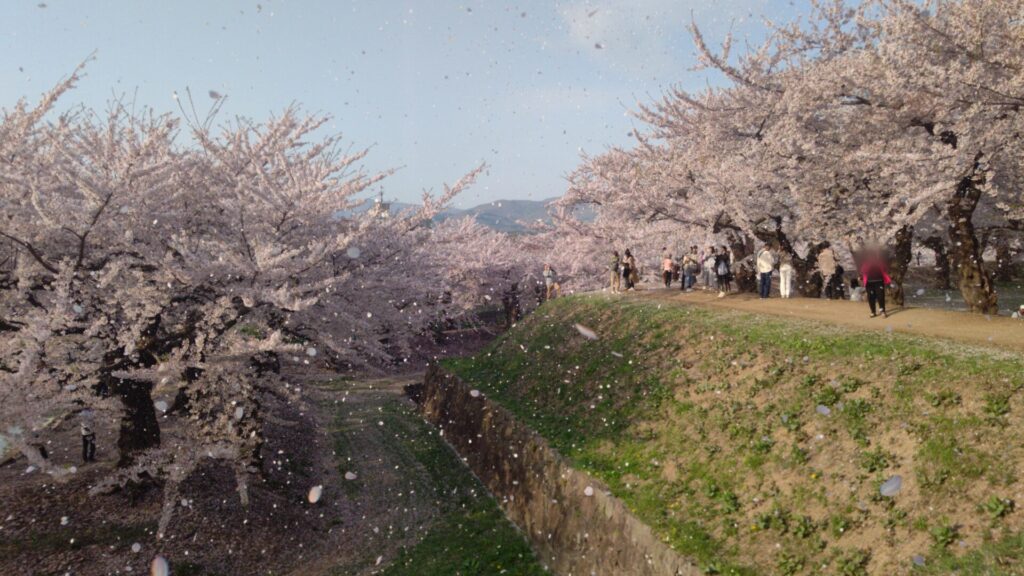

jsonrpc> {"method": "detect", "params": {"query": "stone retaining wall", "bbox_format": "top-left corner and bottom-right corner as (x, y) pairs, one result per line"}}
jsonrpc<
(413, 366), (700, 576)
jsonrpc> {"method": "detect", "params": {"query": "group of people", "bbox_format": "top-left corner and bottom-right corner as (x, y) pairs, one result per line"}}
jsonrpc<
(609, 241), (895, 318)
(610, 246), (739, 295)
(609, 249), (639, 292)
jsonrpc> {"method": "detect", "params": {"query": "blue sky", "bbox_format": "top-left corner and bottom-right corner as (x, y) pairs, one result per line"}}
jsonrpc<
(0, 0), (801, 206)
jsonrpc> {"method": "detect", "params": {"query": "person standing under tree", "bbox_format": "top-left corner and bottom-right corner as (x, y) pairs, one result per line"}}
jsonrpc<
(779, 251), (795, 298)
(756, 244), (777, 299)
(715, 246), (732, 297)
(80, 412), (96, 463)
(662, 253), (674, 288)
(609, 250), (621, 293)
(702, 247), (717, 290)
(683, 246), (699, 291)
(543, 263), (560, 300)
(859, 248), (892, 318)
(622, 249), (637, 291)
(817, 242), (838, 299)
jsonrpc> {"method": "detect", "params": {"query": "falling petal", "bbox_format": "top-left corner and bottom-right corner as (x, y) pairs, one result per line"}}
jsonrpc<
(574, 323), (598, 340)
(307, 485), (323, 504)
(880, 475), (902, 497)
(151, 556), (170, 576)
(584, 486), (595, 496)
(469, 389), (481, 398)
(816, 405), (831, 416)
(132, 543), (142, 553)
(346, 246), (361, 259)
(344, 471), (358, 481)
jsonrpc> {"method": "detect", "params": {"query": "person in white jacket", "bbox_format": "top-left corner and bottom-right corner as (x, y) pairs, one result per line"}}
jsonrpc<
(756, 245), (778, 299)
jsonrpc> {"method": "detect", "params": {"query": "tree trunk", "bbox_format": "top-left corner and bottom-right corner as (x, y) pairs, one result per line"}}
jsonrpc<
(922, 236), (952, 290)
(725, 231), (757, 292)
(111, 379), (161, 466)
(948, 173), (998, 314)
(887, 225), (913, 307)
(749, 216), (825, 297)
(994, 241), (1014, 283)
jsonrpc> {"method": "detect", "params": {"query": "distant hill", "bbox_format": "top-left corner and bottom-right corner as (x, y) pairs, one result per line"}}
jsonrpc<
(345, 197), (560, 234)
(440, 199), (557, 233)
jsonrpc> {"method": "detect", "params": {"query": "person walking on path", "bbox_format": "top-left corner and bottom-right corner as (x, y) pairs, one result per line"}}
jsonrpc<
(662, 253), (674, 288)
(859, 250), (892, 318)
(756, 244), (777, 299)
(715, 245), (732, 297)
(609, 250), (621, 293)
(543, 263), (560, 300)
(622, 249), (637, 291)
(817, 242), (838, 298)
(779, 251), (795, 298)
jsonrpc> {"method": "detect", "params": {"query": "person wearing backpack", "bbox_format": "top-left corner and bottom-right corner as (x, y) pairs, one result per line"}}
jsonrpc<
(715, 246), (732, 297)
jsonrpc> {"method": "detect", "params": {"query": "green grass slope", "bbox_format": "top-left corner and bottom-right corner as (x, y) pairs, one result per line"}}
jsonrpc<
(445, 295), (1024, 575)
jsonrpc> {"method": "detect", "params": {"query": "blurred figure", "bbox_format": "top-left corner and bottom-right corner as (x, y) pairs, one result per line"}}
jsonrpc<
(622, 249), (637, 291)
(702, 247), (717, 290)
(662, 253), (674, 288)
(609, 250), (621, 293)
(859, 246), (892, 318)
(682, 247), (699, 291)
(817, 242), (838, 298)
(715, 245), (732, 297)
(80, 411), (96, 463)
(756, 244), (777, 299)
(543, 263), (560, 299)
(779, 251), (795, 298)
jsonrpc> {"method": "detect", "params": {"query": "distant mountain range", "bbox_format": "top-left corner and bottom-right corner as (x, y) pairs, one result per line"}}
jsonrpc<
(349, 197), (557, 234)
(343, 197), (596, 233)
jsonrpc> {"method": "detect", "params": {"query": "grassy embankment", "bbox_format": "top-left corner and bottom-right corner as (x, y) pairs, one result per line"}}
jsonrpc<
(328, 391), (549, 576)
(445, 295), (1024, 575)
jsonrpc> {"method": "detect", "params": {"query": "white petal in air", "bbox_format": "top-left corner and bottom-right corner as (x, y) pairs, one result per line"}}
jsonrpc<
(469, 389), (481, 398)
(574, 324), (599, 340)
(307, 485), (323, 504)
(344, 471), (358, 481)
(584, 486), (595, 496)
(346, 246), (361, 259)
(151, 555), (170, 576)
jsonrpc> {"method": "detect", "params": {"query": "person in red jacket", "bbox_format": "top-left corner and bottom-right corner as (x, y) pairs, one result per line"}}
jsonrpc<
(859, 249), (892, 318)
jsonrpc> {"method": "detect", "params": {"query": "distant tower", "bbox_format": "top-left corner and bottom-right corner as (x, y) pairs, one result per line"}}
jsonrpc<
(369, 189), (390, 219)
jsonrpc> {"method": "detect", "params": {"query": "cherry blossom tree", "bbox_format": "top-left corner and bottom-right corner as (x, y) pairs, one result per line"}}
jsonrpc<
(0, 71), (486, 534)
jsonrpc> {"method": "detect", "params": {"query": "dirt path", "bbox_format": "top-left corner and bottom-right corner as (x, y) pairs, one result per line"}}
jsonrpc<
(631, 288), (1024, 353)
